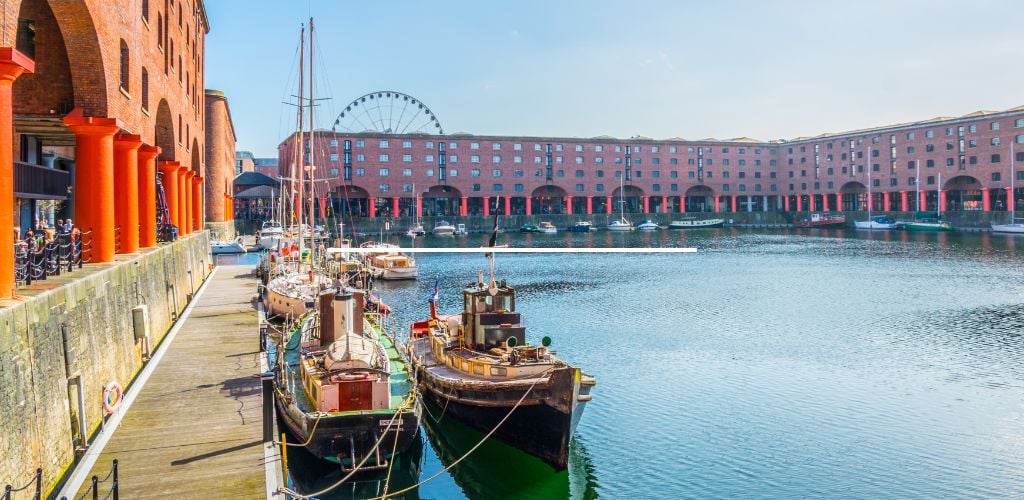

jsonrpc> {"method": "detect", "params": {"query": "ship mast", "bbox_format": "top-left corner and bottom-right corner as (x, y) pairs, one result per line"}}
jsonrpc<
(296, 24), (305, 265)
(307, 17), (316, 269)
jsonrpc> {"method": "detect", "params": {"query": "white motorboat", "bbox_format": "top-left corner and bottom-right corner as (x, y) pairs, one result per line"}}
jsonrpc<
(636, 219), (660, 231)
(667, 218), (724, 229)
(212, 237), (247, 254)
(432, 220), (456, 236)
(607, 217), (633, 231)
(538, 221), (557, 234)
(854, 216), (898, 230)
(454, 223), (468, 236)
(264, 271), (335, 319)
(257, 220), (284, 250)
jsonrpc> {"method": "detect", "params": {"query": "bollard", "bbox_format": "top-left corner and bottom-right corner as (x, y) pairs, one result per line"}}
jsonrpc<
(91, 475), (98, 500)
(33, 468), (41, 500)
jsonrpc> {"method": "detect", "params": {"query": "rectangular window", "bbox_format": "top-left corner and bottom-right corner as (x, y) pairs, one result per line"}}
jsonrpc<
(492, 169), (501, 177)
(449, 155), (458, 163)
(379, 140), (389, 148)
(402, 140), (412, 148)
(379, 183), (389, 192)
(576, 183), (584, 192)
(471, 142), (480, 149)
(514, 184), (523, 192)
(991, 122), (1000, 131)
(471, 155), (480, 163)
(992, 154), (1001, 163)
(969, 124), (977, 133)
(330, 153), (339, 161)
(492, 155), (501, 163)
(575, 144), (584, 152)
(403, 168), (413, 176)
(356, 153), (365, 162)
(472, 183), (481, 192)
(992, 137), (1001, 146)
(926, 159), (934, 168)
(425, 169), (434, 177)
(906, 132), (915, 140)
(449, 142), (458, 149)
(596, 184), (604, 192)
(575, 156), (584, 164)
(492, 143), (501, 150)
(514, 156), (522, 164)
(513, 143), (522, 150)
(514, 169), (523, 177)
(379, 168), (389, 176)
(355, 168), (365, 176)
(596, 145), (604, 152)
(906, 147), (915, 154)
(926, 130), (934, 138)
(425, 154), (434, 162)
(493, 184), (503, 192)
(992, 172), (1002, 181)
(425, 141), (434, 149)
(471, 169), (480, 177)
(379, 154), (389, 162)
(449, 168), (458, 177)
(402, 154), (412, 162)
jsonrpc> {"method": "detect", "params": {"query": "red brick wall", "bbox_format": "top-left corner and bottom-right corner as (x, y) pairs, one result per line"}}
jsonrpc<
(9, 0), (208, 169)
(278, 109), (1024, 204)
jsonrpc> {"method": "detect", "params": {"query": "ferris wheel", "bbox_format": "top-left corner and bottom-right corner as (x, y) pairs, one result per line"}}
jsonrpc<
(331, 91), (444, 135)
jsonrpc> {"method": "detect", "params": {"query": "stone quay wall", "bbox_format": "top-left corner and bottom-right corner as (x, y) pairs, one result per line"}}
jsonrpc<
(0, 232), (213, 495)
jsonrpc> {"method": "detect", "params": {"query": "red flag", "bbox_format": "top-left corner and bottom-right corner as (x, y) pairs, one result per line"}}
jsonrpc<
(319, 197), (327, 218)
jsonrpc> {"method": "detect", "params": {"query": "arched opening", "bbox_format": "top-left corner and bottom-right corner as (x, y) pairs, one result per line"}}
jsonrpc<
(118, 39), (129, 92)
(685, 185), (715, 213)
(612, 185), (645, 215)
(423, 184), (462, 217)
(154, 99), (175, 161)
(943, 175), (983, 211)
(839, 181), (867, 211)
(531, 185), (568, 215)
(333, 185), (371, 218)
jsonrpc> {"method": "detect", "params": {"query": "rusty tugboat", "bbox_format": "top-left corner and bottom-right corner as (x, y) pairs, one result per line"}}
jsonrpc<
(407, 216), (596, 470)
(273, 287), (420, 471)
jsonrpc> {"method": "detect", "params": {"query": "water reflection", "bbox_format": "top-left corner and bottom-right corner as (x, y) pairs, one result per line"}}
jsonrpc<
(421, 398), (599, 499)
(286, 431), (425, 499)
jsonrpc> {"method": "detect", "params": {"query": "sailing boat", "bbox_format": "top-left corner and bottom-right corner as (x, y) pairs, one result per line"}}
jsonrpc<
(264, 20), (336, 319)
(854, 146), (897, 229)
(405, 184), (426, 237)
(903, 163), (952, 231)
(991, 143), (1024, 233)
(407, 212), (596, 470)
(608, 151), (633, 231)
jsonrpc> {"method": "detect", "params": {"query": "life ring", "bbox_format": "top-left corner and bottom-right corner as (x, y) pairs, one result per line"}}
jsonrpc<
(102, 381), (123, 414)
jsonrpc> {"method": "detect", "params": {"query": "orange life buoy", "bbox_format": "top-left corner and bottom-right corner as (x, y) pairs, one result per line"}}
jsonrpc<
(102, 381), (123, 414)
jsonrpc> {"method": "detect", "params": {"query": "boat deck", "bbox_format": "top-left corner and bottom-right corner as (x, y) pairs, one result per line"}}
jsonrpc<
(71, 265), (267, 499)
(408, 338), (551, 388)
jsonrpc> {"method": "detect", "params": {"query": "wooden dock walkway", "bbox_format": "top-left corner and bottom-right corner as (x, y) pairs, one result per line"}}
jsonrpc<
(72, 265), (268, 499)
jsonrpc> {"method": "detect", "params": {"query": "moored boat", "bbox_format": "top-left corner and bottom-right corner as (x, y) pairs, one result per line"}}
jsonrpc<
(568, 221), (593, 232)
(520, 223), (541, 233)
(667, 217), (724, 229)
(607, 217), (633, 231)
(454, 223), (468, 236)
(795, 212), (846, 228)
(432, 220), (456, 236)
(257, 221), (284, 250)
(212, 236), (247, 254)
(407, 270), (596, 471)
(265, 271), (336, 319)
(360, 242), (418, 280)
(853, 216), (898, 230)
(274, 288), (419, 469)
(636, 219), (659, 231)
(538, 221), (558, 234)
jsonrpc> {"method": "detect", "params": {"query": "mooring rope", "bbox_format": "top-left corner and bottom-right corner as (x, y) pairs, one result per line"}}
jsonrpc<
(367, 370), (552, 500)
(277, 394), (415, 499)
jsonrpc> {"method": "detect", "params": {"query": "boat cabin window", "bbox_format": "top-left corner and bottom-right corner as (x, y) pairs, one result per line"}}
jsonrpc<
(495, 294), (511, 312)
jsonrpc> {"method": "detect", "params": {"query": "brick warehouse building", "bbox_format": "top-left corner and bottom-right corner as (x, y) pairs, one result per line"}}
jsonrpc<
(278, 105), (1024, 220)
(0, 0), (236, 299)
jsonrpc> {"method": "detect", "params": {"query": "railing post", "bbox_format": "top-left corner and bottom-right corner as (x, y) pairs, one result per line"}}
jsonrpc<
(5, 484), (12, 500)
(33, 467), (41, 500)
(111, 459), (118, 500)
(91, 475), (98, 500)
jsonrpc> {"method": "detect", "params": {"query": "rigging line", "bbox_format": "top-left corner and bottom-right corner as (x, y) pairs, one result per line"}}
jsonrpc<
(397, 107), (425, 135)
(277, 43), (302, 168)
(368, 371), (553, 500)
(372, 98), (388, 133)
(388, 94), (395, 133)
(393, 95), (413, 134)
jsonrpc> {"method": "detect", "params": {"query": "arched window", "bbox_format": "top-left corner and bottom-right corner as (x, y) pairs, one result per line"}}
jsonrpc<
(119, 40), (129, 92)
(141, 68), (149, 111)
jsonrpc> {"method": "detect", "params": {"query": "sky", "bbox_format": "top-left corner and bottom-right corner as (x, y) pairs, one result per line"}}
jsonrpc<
(203, 0), (1024, 158)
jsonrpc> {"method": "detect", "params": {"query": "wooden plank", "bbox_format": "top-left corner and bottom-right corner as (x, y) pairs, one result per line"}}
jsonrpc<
(75, 265), (265, 499)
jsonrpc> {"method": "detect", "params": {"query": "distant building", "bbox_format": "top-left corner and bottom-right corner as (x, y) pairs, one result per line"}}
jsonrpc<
(278, 106), (1024, 217)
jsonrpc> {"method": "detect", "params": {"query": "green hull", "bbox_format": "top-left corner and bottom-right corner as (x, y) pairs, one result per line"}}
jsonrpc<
(903, 222), (952, 232)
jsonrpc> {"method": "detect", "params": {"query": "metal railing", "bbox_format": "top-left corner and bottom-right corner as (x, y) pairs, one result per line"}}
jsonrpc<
(2, 467), (42, 500)
(59, 459), (118, 500)
(13, 230), (88, 287)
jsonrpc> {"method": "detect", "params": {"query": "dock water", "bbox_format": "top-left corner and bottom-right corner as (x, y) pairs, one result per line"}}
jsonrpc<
(72, 264), (267, 499)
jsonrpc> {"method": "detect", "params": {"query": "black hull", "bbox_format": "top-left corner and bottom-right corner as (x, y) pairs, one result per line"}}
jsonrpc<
(275, 392), (420, 468)
(414, 366), (590, 471)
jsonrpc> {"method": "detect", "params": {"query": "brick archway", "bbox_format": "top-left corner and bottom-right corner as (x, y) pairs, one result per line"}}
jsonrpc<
(155, 99), (174, 161)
